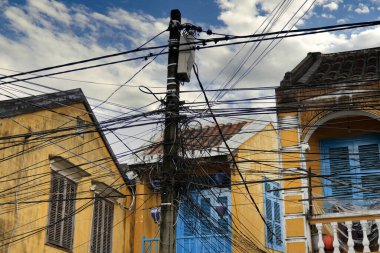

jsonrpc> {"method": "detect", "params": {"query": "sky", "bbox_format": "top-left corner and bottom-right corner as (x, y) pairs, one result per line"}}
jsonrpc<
(0, 0), (380, 160)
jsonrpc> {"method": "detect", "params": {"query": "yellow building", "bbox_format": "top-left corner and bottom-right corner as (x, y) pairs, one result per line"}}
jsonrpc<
(127, 114), (281, 253)
(277, 47), (380, 253)
(0, 89), (133, 253)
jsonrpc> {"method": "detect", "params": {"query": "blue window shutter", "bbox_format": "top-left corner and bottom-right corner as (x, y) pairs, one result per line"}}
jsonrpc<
(358, 144), (380, 198)
(217, 196), (229, 233)
(200, 198), (211, 235)
(328, 146), (354, 199)
(321, 135), (380, 205)
(176, 187), (232, 253)
(264, 180), (283, 251)
(265, 198), (274, 245)
(183, 196), (196, 237)
(273, 191), (282, 247)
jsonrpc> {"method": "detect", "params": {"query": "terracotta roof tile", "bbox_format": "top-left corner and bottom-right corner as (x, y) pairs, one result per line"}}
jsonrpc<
(307, 47), (380, 84)
(144, 121), (249, 155)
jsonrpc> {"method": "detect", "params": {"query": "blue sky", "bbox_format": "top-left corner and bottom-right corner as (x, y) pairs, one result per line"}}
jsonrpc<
(0, 0), (380, 154)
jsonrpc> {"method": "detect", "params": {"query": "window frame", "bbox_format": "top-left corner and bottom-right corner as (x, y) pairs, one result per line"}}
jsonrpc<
(320, 134), (380, 204)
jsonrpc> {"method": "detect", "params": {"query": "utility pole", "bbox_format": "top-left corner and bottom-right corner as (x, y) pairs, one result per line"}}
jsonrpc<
(160, 9), (181, 253)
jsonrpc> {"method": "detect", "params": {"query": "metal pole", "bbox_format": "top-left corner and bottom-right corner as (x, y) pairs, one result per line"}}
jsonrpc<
(160, 9), (181, 253)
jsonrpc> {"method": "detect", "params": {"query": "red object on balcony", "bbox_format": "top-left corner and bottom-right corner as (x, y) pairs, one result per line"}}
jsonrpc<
(323, 235), (334, 250)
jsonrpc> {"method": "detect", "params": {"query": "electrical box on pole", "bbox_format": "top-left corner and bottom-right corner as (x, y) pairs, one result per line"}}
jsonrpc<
(177, 34), (195, 82)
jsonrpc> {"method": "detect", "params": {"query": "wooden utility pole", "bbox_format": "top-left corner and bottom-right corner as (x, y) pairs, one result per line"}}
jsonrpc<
(160, 9), (181, 253)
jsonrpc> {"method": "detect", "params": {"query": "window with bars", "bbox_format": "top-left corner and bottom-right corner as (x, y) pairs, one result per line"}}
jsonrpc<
(320, 135), (380, 203)
(264, 180), (283, 251)
(46, 171), (77, 250)
(91, 197), (114, 253)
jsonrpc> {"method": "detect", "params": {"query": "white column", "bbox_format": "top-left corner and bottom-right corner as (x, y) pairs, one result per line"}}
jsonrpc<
(331, 222), (340, 253)
(316, 223), (325, 253)
(360, 220), (370, 253)
(345, 221), (355, 253)
(376, 219), (380, 252)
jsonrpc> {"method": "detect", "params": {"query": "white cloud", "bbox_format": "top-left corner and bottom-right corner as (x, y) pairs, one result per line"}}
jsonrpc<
(345, 4), (353, 11)
(321, 13), (335, 19)
(0, 1), (171, 117)
(337, 18), (349, 24)
(355, 3), (370, 14)
(2, 0), (380, 151)
(323, 2), (339, 11)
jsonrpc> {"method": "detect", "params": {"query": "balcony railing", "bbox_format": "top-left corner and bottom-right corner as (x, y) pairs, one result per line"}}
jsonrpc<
(142, 235), (231, 253)
(310, 212), (380, 253)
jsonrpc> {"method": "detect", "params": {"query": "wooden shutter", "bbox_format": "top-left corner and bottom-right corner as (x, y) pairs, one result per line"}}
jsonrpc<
(265, 187), (274, 245)
(47, 172), (60, 244)
(264, 181), (283, 250)
(328, 147), (354, 198)
(91, 197), (114, 253)
(358, 144), (380, 198)
(62, 180), (76, 249)
(273, 186), (282, 247)
(47, 172), (76, 250)
(103, 200), (114, 253)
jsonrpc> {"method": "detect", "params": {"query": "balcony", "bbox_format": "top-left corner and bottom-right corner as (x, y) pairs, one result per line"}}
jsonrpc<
(309, 211), (380, 253)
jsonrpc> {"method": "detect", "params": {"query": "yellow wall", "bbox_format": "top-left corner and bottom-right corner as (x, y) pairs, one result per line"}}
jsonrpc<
(133, 179), (160, 253)
(231, 123), (280, 253)
(0, 103), (132, 253)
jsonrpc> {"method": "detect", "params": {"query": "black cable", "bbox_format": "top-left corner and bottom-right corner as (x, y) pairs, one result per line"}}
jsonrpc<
(193, 64), (281, 244)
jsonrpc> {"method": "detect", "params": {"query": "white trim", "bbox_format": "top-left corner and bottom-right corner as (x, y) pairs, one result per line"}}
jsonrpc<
(305, 89), (374, 101)
(311, 210), (380, 220)
(283, 191), (305, 196)
(225, 114), (275, 151)
(285, 237), (307, 242)
(278, 115), (299, 129)
(90, 181), (124, 203)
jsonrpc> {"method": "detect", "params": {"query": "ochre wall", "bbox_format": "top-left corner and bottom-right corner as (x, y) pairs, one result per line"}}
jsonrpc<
(231, 123), (280, 253)
(133, 180), (160, 253)
(0, 103), (132, 253)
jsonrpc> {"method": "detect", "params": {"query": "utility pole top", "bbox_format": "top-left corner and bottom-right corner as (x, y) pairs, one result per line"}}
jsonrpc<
(170, 9), (181, 21)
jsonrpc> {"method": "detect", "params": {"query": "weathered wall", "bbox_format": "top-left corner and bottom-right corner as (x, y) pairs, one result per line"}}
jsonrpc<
(231, 123), (280, 253)
(0, 103), (132, 253)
